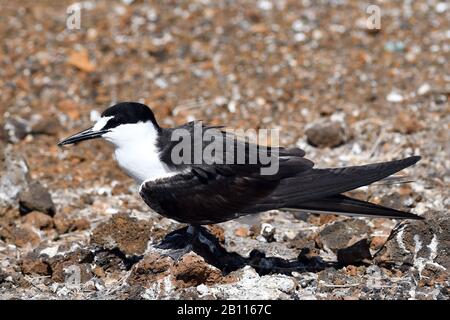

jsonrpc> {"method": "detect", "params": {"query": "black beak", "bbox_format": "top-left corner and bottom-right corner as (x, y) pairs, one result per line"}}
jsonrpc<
(57, 127), (109, 146)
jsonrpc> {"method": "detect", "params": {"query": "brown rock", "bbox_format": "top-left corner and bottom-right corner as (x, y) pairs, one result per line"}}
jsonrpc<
(92, 266), (105, 278)
(72, 218), (90, 231)
(249, 224), (262, 239)
(370, 236), (388, 251)
(91, 213), (153, 256)
(345, 265), (358, 276)
(172, 253), (222, 288)
(20, 252), (51, 276)
(19, 181), (55, 216)
(394, 112), (422, 134)
(50, 249), (94, 283)
(53, 214), (90, 234)
(57, 100), (81, 120)
(67, 49), (96, 73)
(305, 121), (349, 148)
(22, 211), (53, 229)
(51, 263), (93, 284)
(30, 115), (61, 136)
(11, 226), (41, 248)
(317, 219), (370, 252)
(128, 252), (173, 286)
(234, 226), (249, 237)
(207, 225), (225, 243)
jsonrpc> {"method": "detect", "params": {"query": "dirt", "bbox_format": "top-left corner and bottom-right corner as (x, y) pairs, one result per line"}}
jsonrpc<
(0, 0), (448, 300)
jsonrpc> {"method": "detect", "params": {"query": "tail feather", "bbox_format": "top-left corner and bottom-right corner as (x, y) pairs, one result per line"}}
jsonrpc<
(292, 194), (423, 220)
(244, 156), (422, 219)
(272, 156), (421, 205)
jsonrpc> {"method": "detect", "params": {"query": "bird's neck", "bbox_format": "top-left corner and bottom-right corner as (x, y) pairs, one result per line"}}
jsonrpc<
(108, 123), (172, 184)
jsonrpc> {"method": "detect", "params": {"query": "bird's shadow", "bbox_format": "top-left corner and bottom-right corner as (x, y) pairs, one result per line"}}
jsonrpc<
(155, 226), (336, 275)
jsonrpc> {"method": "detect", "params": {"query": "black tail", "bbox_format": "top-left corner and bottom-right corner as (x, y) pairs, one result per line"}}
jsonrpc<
(244, 156), (422, 220)
(271, 156), (421, 205)
(294, 194), (423, 220)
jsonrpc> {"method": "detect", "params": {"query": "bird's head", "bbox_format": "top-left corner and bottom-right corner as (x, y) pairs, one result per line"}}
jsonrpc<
(57, 102), (160, 148)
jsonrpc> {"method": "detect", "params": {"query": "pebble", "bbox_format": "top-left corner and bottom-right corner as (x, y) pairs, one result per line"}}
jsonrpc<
(386, 91), (404, 102)
(0, 145), (30, 208)
(384, 41), (406, 52)
(305, 121), (348, 148)
(19, 181), (55, 216)
(260, 223), (276, 242)
(417, 83), (431, 96)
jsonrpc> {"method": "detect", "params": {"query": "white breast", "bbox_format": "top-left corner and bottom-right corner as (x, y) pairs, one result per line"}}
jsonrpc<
(103, 122), (176, 184)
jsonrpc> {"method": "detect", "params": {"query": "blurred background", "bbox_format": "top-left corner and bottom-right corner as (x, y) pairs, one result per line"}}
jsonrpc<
(0, 0), (449, 299)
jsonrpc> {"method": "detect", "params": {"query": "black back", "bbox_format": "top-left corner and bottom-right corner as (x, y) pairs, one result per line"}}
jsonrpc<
(101, 102), (160, 130)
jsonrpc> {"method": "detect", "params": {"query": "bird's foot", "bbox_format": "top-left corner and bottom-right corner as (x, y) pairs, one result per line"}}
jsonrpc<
(155, 225), (224, 262)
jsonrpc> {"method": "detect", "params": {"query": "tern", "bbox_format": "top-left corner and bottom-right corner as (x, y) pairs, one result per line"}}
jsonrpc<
(58, 102), (422, 258)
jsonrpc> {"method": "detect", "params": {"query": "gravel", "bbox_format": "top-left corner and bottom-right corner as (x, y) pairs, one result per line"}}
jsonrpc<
(0, 0), (448, 300)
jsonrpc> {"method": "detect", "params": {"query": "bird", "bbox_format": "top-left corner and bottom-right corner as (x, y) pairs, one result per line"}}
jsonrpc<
(58, 102), (422, 258)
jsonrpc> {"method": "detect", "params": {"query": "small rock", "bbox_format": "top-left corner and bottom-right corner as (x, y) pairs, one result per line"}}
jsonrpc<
(234, 226), (249, 237)
(53, 214), (90, 234)
(435, 2), (448, 13)
(172, 253), (222, 288)
(337, 239), (372, 266)
(386, 91), (404, 103)
(196, 284), (210, 296)
(50, 249), (94, 283)
(11, 226), (41, 248)
(30, 115), (61, 136)
(67, 48), (96, 73)
(260, 223), (276, 242)
(417, 83), (431, 96)
(20, 251), (51, 276)
(94, 250), (132, 273)
(249, 224), (261, 238)
(293, 272), (317, 289)
(370, 236), (388, 251)
(19, 181), (55, 216)
(317, 219), (370, 252)
(58, 100), (81, 120)
(92, 266), (105, 278)
(318, 268), (355, 290)
(394, 112), (422, 134)
(21, 211), (54, 229)
(128, 251), (173, 287)
(91, 212), (153, 256)
(214, 96), (228, 107)
(4, 118), (29, 143)
(0, 145), (30, 209)
(207, 225), (225, 244)
(384, 41), (405, 52)
(305, 121), (349, 148)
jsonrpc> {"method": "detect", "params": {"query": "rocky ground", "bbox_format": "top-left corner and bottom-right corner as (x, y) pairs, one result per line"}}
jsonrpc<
(0, 0), (449, 299)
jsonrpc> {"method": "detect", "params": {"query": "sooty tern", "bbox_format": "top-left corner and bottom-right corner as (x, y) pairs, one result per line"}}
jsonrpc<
(58, 102), (422, 259)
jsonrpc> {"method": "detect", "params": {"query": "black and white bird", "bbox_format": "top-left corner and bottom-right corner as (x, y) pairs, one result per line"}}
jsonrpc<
(58, 102), (422, 256)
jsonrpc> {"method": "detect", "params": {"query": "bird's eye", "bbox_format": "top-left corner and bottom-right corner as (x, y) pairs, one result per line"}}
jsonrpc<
(103, 117), (120, 130)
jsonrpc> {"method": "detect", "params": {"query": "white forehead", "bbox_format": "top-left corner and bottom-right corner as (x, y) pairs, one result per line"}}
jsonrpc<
(92, 116), (114, 131)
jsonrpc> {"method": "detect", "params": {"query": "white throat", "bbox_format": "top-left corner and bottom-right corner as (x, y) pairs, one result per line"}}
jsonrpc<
(102, 122), (174, 184)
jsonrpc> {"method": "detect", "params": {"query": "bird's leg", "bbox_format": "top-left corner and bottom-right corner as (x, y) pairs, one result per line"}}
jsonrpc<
(155, 225), (224, 262)
(194, 226), (225, 258)
(155, 225), (198, 261)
